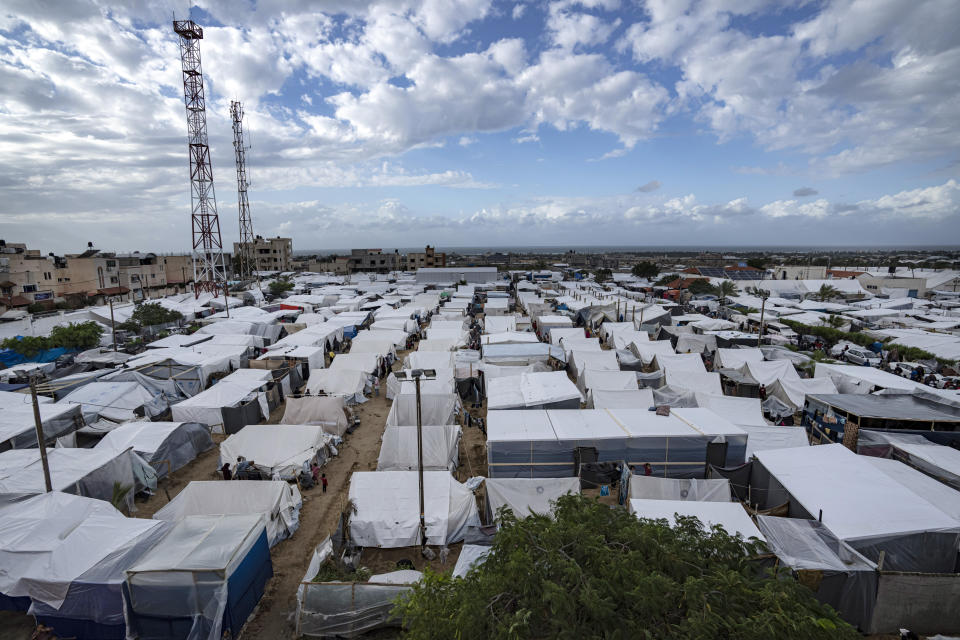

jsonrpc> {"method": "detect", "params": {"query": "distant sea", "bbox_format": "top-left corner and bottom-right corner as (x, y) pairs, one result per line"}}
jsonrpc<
(294, 244), (960, 256)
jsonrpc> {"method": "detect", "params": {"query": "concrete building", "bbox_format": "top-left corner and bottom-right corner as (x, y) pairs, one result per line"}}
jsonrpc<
(234, 236), (293, 272)
(349, 249), (401, 273)
(415, 266), (498, 284)
(405, 245), (446, 270)
(772, 265), (829, 280)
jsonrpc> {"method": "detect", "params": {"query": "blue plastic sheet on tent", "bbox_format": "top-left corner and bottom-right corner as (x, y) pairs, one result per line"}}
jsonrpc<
(0, 383), (28, 392)
(0, 343), (73, 367)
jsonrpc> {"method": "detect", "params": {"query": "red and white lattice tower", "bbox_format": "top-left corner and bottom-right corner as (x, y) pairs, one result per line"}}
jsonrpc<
(173, 19), (227, 297)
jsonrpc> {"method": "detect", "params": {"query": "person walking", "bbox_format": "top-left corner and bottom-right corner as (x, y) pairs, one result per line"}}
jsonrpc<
(321, 473), (328, 493)
(643, 463), (653, 476)
(373, 376), (380, 397)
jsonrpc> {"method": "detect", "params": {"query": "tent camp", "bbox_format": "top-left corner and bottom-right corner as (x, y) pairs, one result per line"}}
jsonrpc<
(385, 368), (456, 400)
(347, 471), (480, 548)
(219, 424), (338, 479)
(403, 351), (456, 371)
(0, 492), (169, 639)
(766, 376), (838, 413)
(629, 340), (675, 366)
(714, 348), (764, 370)
(858, 430), (960, 491)
(0, 401), (83, 451)
(629, 476), (732, 502)
(124, 514), (272, 640)
(328, 352), (380, 376)
(740, 424), (810, 458)
(304, 369), (367, 404)
(281, 396), (349, 437)
(752, 444), (960, 572)
(629, 499), (765, 542)
(568, 350), (619, 382)
(153, 481), (302, 547)
(693, 393), (766, 427)
(486, 371), (583, 410)
(485, 477), (580, 521)
(95, 421), (213, 478)
(377, 425), (461, 472)
(578, 369), (637, 394)
(664, 370), (723, 395)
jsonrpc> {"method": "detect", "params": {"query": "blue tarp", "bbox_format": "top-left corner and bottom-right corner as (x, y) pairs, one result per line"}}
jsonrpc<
(0, 342), (73, 368)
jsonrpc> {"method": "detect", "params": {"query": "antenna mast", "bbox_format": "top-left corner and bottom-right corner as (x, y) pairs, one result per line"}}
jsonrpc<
(230, 101), (259, 281)
(173, 19), (227, 297)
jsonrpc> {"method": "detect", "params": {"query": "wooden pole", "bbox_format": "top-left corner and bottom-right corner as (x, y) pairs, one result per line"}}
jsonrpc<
(109, 299), (117, 352)
(30, 378), (53, 492)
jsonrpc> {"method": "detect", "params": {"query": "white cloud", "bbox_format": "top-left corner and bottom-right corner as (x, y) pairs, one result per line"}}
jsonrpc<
(458, 136), (478, 146)
(512, 3), (526, 19)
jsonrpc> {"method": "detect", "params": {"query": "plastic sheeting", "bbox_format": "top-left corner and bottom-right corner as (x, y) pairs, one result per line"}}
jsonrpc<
(766, 376), (838, 412)
(385, 393), (461, 427)
(579, 369), (638, 393)
(629, 499), (765, 541)
(0, 492), (167, 616)
(281, 396), (349, 436)
(485, 477), (580, 520)
(95, 421), (213, 478)
(714, 348), (764, 370)
(170, 369), (273, 428)
(403, 351), (456, 371)
(385, 368), (456, 400)
(568, 350), (618, 381)
(629, 476), (732, 502)
(347, 471), (481, 547)
(738, 360), (800, 386)
(487, 408), (747, 479)
(864, 456), (960, 522)
(451, 545), (492, 578)
(153, 481), (302, 547)
(589, 388), (655, 409)
(664, 370), (723, 395)
(124, 514), (272, 640)
(377, 425), (461, 471)
(740, 424), (810, 458)
(487, 371), (583, 410)
(630, 340), (675, 365)
(305, 369), (367, 404)
(754, 444), (960, 572)
(675, 334), (717, 354)
(0, 447), (140, 510)
(693, 393), (766, 426)
(219, 424), (338, 478)
(0, 401), (83, 450)
(756, 515), (877, 631)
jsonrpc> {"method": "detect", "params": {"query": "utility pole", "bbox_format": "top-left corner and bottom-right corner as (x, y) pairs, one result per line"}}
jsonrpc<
(30, 377), (53, 492)
(414, 369), (426, 550)
(109, 298), (117, 352)
(223, 282), (231, 318)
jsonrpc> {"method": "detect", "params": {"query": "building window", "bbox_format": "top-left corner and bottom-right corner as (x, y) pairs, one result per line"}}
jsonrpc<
(151, 274), (156, 279)
(106, 260), (116, 268)
(43, 272), (51, 280)
(22, 284), (36, 293)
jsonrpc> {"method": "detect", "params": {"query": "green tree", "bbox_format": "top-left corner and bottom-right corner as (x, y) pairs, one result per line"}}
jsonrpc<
(631, 261), (659, 279)
(1, 335), (50, 357)
(593, 268), (612, 284)
(686, 279), (714, 295)
(713, 280), (739, 304)
(269, 277), (295, 297)
(825, 314), (845, 329)
(816, 284), (840, 302)
(47, 321), (104, 350)
(654, 273), (679, 286)
(395, 495), (856, 640)
(131, 302), (183, 327)
(746, 257), (768, 270)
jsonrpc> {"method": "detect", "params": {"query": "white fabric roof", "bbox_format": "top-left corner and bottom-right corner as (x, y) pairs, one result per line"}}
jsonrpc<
(487, 371), (583, 410)
(128, 514), (264, 573)
(630, 340), (675, 365)
(580, 369), (638, 392)
(0, 491), (164, 608)
(629, 476), (732, 502)
(755, 444), (960, 542)
(654, 353), (707, 373)
(693, 393), (766, 427)
(589, 388), (654, 409)
(486, 477), (580, 519)
(740, 424), (809, 458)
(548, 327), (584, 345)
(664, 370), (723, 395)
(305, 369), (367, 401)
(629, 499), (765, 541)
(714, 347), (764, 370)
(153, 481), (301, 547)
(329, 352), (379, 375)
(377, 425), (461, 471)
(347, 471), (480, 548)
(219, 424), (335, 477)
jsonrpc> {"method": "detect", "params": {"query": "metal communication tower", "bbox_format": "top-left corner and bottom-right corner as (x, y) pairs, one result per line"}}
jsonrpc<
(230, 101), (259, 280)
(173, 19), (227, 297)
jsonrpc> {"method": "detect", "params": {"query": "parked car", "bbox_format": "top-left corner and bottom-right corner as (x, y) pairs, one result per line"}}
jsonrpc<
(844, 347), (881, 367)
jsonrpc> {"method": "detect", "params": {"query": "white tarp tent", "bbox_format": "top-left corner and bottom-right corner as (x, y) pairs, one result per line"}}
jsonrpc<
(693, 393), (766, 427)
(95, 421), (213, 478)
(153, 481), (302, 547)
(347, 471), (481, 548)
(281, 396), (349, 436)
(630, 340), (675, 365)
(548, 327), (584, 345)
(386, 393), (461, 427)
(766, 376), (838, 412)
(579, 369), (638, 393)
(170, 369), (273, 429)
(0, 491), (166, 619)
(568, 350), (619, 381)
(738, 360), (800, 386)
(57, 381), (166, 425)
(487, 371), (583, 410)
(219, 424), (337, 479)
(629, 476), (732, 502)
(329, 352), (380, 376)
(740, 424), (810, 458)
(715, 348), (764, 370)
(377, 425), (461, 471)
(403, 351), (456, 371)
(305, 369), (367, 404)
(629, 499), (765, 542)
(485, 477), (579, 519)
(664, 370), (723, 395)
(653, 353), (706, 374)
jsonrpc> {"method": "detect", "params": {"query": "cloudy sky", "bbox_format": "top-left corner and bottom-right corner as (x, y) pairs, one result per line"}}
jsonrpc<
(1, 0), (958, 253)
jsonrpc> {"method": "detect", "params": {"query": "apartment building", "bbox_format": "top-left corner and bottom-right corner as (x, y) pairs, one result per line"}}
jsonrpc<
(234, 236), (293, 272)
(349, 249), (401, 273)
(405, 245), (446, 270)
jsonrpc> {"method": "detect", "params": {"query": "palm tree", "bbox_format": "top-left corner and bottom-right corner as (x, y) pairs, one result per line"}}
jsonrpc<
(713, 280), (739, 306)
(826, 314), (845, 329)
(817, 283), (840, 302)
(747, 287), (771, 339)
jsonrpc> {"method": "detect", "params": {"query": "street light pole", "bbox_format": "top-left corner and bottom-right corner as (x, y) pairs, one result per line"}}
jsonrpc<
(413, 369), (426, 549)
(109, 298), (117, 352)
